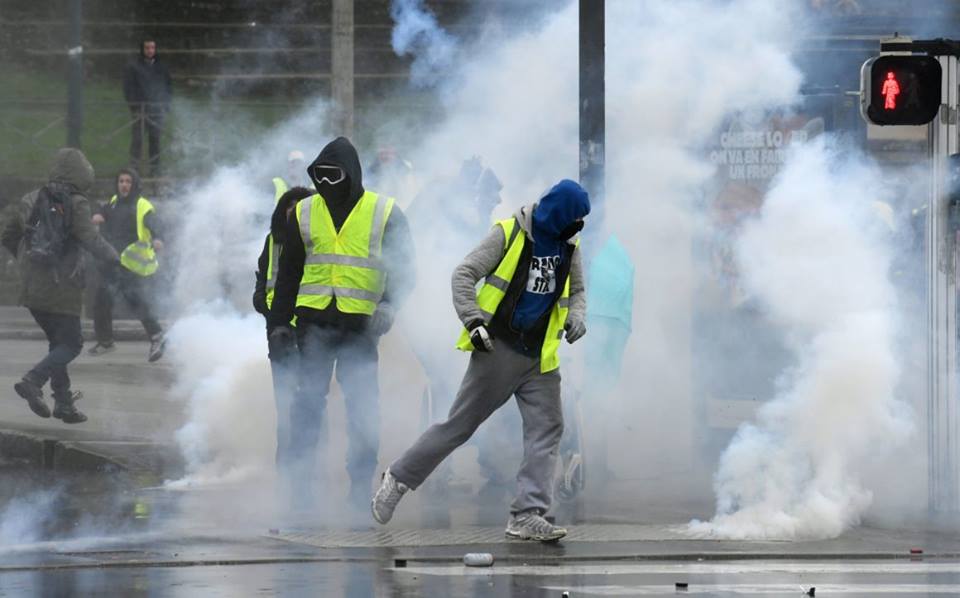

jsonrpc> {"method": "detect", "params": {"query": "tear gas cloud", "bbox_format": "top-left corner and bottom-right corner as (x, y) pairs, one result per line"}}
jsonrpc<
(690, 139), (911, 539)
(156, 0), (928, 537)
(391, 0), (459, 88)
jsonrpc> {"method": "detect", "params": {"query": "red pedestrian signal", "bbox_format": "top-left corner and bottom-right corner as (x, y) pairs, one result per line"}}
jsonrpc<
(863, 55), (942, 125)
(881, 72), (900, 110)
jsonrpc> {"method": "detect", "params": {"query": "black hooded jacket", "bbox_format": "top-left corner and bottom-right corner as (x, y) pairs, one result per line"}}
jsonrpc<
(268, 137), (416, 332)
(98, 168), (163, 253)
(123, 42), (172, 109)
(254, 186), (314, 316)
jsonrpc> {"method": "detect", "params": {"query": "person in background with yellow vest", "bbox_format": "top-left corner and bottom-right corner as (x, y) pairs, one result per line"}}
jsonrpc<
(271, 150), (307, 203)
(88, 168), (167, 362)
(253, 185), (314, 479)
(268, 137), (415, 513)
(372, 179), (589, 542)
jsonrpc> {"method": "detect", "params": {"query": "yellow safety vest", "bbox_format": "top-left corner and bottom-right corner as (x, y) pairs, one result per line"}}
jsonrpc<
(295, 191), (394, 316)
(272, 177), (288, 203)
(455, 218), (572, 373)
(109, 195), (158, 277)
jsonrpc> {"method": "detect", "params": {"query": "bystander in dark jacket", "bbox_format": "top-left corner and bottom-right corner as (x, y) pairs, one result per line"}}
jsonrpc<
(123, 38), (172, 175)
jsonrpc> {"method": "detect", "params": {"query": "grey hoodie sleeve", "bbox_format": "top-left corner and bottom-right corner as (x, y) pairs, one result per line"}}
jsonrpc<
(451, 225), (506, 327)
(567, 245), (586, 324)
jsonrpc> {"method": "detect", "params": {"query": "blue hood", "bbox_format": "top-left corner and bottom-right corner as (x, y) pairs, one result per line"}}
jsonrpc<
(532, 179), (591, 240)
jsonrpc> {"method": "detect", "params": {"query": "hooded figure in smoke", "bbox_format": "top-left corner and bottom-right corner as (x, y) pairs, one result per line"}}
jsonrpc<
(268, 137), (415, 513)
(88, 167), (167, 362)
(373, 179), (589, 542)
(253, 185), (314, 483)
(1, 148), (120, 424)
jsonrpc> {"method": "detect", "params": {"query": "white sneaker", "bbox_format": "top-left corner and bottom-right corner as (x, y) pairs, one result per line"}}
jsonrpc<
(147, 333), (166, 362)
(371, 468), (408, 524)
(505, 511), (568, 542)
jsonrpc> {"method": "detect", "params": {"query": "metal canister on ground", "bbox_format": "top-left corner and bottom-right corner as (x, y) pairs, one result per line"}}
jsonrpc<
(463, 553), (494, 567)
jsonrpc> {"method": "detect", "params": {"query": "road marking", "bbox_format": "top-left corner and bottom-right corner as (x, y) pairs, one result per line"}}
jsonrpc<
(539, 584), (960, 595)
(394, 561), (960, 577)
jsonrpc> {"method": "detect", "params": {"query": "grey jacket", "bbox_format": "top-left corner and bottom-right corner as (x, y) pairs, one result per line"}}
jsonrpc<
(1, 148), (120, 316)
(451, 202), (586, 328)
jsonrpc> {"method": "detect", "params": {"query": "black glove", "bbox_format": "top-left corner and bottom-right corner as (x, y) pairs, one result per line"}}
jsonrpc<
(467, 319), (494, 352)
(564, 318), (586, 344)
(267, 325), (295, 360)
(368, 303), (395, 336)
(252, 289), (268, 316)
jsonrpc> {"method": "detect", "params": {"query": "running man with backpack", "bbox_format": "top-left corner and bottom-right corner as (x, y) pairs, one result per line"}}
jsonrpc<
(0, 148), (120, 423)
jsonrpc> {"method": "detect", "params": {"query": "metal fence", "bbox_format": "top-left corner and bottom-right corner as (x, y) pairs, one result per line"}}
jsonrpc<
(0, 97), (315, 182)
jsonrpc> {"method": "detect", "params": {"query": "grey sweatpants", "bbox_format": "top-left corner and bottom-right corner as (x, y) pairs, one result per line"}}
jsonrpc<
(390, 340), (563, 514)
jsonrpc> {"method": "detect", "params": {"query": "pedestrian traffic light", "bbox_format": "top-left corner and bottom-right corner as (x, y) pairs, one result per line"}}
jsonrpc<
(863, 55), (942, 125)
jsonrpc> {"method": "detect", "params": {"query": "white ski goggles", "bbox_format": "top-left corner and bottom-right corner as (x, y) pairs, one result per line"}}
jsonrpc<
(312, 165), (346, 185)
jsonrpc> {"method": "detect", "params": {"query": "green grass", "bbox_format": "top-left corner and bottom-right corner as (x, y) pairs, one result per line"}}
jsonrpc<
(1, 61), (442, 180)
(0, 62), (310, 179)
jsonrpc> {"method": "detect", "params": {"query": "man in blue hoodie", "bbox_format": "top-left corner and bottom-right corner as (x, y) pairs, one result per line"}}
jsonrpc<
(372, 180), (589, 542)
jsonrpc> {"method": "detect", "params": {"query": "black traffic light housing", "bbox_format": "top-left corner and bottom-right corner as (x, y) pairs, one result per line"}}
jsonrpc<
(863, 55), (942, 126)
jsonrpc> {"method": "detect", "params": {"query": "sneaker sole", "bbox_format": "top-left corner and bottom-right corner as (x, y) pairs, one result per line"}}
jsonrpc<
(505, 529), (567, 542)
(148, 343), (166, 362)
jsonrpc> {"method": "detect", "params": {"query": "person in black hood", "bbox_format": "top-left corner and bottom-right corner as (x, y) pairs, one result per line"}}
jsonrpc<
(268, 136), (416, 513)
(123, 37), (172, 176)
(88, 168), (167, 362)
(253, 185), (314, 483)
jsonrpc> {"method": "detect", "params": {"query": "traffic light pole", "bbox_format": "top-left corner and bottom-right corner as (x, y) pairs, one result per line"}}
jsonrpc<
(579, 0), (605, 232)
(927, 51), (960, 515)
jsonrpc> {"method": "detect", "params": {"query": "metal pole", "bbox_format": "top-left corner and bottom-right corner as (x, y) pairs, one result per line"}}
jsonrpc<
(66, 0), (83, 148)
(331, 0), (355, 138)
(579, 0), (605, 231)
(928, 54), (960, 515)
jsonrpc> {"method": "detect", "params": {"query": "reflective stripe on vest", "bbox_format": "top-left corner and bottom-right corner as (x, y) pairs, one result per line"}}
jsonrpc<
(109, 195), (158, 277)
(295, 191), (394, 315)
(455, 217), (573, 373)
(265, 234), (281, 309)
(272, 177), (288, 203)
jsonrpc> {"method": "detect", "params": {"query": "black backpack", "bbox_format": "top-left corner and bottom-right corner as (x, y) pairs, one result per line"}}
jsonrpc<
(24, 184), (73, 266)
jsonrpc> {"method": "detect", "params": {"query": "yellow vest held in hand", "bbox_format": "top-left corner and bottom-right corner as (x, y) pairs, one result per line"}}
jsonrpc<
(109, 195), (158, 277)
(455, 217), (572, 373)
(295, 191), (394, 316)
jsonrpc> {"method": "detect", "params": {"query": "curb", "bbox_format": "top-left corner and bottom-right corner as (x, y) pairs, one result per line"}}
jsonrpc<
(0, 428), (183, 477)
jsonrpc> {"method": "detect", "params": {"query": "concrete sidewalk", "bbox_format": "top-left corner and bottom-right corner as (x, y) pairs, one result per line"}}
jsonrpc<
(0, 330), (183, 478)
(0, 305), (155, 342)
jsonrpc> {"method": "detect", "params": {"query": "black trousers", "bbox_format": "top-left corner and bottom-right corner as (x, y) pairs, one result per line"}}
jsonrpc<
(290, 323), (380, 504)
(25, 309), (83, 400)
(130, 106), (165, 175)
(93, 270), (162, 345)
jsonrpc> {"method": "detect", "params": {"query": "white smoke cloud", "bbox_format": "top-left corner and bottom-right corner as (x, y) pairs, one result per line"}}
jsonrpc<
(165, 308), (273, 488)
(390, 0), (459, 88)
(689, 139), (912, 540)
(149, 0), (927, 538)
(0, 489), (59, 546)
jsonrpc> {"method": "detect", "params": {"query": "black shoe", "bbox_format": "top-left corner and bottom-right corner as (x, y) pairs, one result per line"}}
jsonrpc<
(52, 392), (87, 424)
(14, 379), (50, 418)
